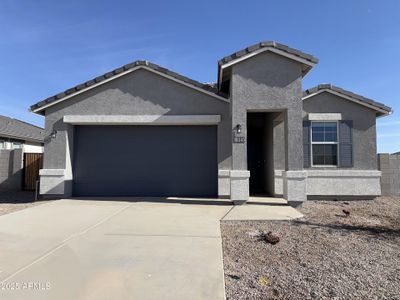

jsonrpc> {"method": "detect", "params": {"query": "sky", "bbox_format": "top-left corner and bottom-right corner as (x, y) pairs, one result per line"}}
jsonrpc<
(0, 0), (399, 153)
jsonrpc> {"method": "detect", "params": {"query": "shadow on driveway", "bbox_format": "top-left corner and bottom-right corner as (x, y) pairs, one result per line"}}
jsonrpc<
(0, 190), (36, 203)
(68, 196), (233, 206)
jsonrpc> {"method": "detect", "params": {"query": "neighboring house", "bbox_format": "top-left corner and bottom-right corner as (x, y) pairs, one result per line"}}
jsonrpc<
(29, 41), (392, 206)
(0, 115), (44, 153)
(0, 115), (44, 191)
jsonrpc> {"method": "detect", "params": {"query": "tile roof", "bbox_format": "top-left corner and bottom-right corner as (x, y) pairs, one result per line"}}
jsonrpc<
(0, 115), (44, 142)
(303, 84), (392, 115)
(218, 41), (319, 66)
(30, 61), (227, 113)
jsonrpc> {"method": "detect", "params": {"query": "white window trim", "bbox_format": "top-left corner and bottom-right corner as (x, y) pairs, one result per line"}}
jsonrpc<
(308, 113), (342, 121)
(12, 142), (22, 149)
(310, 121), (339, 167)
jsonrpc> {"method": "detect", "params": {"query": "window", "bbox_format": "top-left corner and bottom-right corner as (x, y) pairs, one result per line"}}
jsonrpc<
(0, 139), (5, 149)
(311, 121), (338, 166)
(12, 141), (23, 149)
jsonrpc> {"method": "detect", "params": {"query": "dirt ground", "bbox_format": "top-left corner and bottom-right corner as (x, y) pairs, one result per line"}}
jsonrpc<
(222, 197), (400, 300)
(0, 190), (50, 216)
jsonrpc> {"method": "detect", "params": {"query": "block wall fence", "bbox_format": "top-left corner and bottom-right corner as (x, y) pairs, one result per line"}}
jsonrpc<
(0, 149), (23, 191)
(378, 153), (400, 196)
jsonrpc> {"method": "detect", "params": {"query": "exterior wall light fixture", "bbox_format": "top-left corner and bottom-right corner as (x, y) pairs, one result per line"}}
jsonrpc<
(50, 130), (58, 139)
(236, 124), (242, 134)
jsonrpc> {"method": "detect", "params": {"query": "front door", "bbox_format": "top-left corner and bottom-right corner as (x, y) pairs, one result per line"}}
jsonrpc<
(247, 114), (266, 194)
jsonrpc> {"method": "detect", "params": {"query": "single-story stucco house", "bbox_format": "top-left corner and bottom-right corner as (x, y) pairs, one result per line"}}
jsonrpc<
(0, 115), (44, 191)
(0, 115), (44, 153)
(30, 41), (392, 206)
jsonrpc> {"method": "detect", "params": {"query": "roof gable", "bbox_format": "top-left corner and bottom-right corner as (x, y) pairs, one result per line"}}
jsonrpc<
(217, 41), (318, 91)
(30, 61), (228, 114)
(303, 84), (392, 117)
(219, 41), (318, 73)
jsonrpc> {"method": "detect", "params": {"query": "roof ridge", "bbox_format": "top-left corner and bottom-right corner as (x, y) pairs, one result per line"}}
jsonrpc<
(12, 119), (44, 130)
(0, 115), (44, 130)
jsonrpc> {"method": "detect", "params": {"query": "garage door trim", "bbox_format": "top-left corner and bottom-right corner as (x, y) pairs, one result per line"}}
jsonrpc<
(64, 114), (221, 125)
(72, 125), (218, 197)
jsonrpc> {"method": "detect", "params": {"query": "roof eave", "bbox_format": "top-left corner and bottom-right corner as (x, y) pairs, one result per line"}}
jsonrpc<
(377, 110), (393, 118)
(0, 133), (44, 144)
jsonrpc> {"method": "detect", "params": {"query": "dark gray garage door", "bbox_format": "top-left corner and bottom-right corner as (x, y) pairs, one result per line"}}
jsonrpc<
(73, 125), (217, 197)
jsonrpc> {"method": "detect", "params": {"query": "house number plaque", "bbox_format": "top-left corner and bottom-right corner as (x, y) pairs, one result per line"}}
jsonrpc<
(233, 136), (246, 143)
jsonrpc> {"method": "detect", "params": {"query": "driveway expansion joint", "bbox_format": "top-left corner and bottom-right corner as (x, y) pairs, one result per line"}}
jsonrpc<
(220, 206), (235, 221)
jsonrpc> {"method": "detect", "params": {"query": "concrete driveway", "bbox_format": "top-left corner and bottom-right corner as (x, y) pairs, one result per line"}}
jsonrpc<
(0, 199), (232, 300)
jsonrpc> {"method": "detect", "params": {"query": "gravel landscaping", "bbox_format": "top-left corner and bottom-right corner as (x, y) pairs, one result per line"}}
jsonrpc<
(0, 191), (50, 216)
(222, 196), (400, 300)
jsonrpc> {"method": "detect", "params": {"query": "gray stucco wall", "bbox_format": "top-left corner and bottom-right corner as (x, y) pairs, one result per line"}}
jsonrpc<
(273, 113), (286, 170)
(43, 69), (232, 178)
(264, 114), (274, 194)
(230, 51), (304, 171)
(0, 149), (23, 191)
(303, 92), (378, 170)
(263, 112), (284, 195)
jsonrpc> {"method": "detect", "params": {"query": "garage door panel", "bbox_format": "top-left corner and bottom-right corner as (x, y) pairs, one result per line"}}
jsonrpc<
(73, 126), (217, 197)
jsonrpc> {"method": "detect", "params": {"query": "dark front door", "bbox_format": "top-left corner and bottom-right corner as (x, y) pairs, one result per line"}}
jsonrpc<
(73, 125), (218, 197)
(247, 114), (266, 194)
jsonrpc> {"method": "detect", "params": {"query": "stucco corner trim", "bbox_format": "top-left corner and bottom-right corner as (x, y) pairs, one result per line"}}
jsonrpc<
(39, 169), (65, 176)
(218, 170), (231, 177)
(308, 113), (342, 121)
(306, 170), (382, 196)
(283, 171), (307, 202)
(307, 170), (381, 178)
(230, 170), (251, 178)
(283, 170), (308, 179)
(63, 115), (221, 125)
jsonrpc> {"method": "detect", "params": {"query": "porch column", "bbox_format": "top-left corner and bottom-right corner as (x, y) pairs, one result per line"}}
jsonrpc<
(230, 109), (250, 205)
(283, 109), (307, 206)
(39, 122), (73, 198)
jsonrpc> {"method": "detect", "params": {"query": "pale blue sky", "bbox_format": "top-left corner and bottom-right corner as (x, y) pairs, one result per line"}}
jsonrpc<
(0, 0), (399, 152)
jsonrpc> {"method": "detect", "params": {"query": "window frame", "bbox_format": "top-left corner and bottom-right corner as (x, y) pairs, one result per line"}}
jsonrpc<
(310, 121), (339, 167)
(11, 140), (23, 150)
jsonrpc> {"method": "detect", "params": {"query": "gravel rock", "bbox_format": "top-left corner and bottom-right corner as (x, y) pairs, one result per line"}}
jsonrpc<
(221, 197), (400, 300)
(0, 191), (50, 216)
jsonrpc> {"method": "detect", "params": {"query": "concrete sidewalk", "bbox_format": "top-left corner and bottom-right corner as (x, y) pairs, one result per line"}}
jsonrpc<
(224, 197), (303, 221)
(0, 198), (301, 300)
